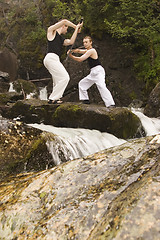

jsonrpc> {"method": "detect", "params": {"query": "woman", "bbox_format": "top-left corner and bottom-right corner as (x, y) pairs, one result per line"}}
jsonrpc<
(68, 36), (115, 107)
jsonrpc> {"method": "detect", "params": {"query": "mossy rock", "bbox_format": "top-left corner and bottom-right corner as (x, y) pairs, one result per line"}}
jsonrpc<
(0, 92), (23, 106)
(2, 99), (49, 123)
(13, 79), (38, 98)
(1, 101), (142, 139)
(51, 103), (142, 139)
(0, 118), (54, 181)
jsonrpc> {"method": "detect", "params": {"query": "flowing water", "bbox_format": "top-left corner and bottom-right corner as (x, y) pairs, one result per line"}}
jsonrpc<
(29, 123), (126, 164)
(29, 108), (160, 165)
(39, 86), (48, 100)
(131, 108), (160, 136)
(8, 85), (160, 164)
(8, 82), (16, 92)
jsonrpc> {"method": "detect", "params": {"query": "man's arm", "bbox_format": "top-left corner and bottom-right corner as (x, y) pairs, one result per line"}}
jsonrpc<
(48, 19), (76, 33)
(47, 19), (77, 40)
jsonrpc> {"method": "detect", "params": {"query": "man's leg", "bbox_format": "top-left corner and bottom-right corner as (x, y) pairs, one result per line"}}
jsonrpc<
(79, 74), (93, 101)
(44, 53), (70, 100)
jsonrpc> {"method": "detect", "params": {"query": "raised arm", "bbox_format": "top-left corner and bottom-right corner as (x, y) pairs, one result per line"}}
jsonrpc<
(63, 22), (83, 46)
(47, 19), (77, 40)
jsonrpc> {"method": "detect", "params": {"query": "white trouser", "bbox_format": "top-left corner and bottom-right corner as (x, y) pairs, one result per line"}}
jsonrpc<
(43, 53), (70, 100)
(79, 65), (115, 107)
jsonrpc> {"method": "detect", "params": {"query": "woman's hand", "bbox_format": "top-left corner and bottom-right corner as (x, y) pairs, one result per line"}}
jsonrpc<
(67, 49), (72, 56)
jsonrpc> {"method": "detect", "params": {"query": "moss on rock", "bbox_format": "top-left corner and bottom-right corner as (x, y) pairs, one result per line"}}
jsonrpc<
(0, 118), (53, 181)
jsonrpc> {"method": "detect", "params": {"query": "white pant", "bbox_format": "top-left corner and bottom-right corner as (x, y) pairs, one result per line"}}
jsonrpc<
(79, 65), (115, 107)
(43, 53), (70, 100)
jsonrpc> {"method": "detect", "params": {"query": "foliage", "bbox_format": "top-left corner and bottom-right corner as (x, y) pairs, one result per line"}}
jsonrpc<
(0, 0), (160, 96)
(75, 0), (160, 95)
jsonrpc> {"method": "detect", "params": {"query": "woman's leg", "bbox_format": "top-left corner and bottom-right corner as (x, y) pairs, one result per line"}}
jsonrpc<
(79, 74), (94, 100)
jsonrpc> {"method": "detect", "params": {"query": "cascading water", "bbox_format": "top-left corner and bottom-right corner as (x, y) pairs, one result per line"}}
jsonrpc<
(39, 86), (48, 100)
(131, 108), (160, 136)
(29, 123), (126, 165)
(29, 108), (160, 166)
(8, 82), (16, 92)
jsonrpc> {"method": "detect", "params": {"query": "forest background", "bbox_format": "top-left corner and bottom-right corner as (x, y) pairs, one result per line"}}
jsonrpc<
(0, 0), (160, 103)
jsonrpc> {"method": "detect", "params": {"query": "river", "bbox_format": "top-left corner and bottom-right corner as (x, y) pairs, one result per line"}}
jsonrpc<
(28, 108), (160, 166)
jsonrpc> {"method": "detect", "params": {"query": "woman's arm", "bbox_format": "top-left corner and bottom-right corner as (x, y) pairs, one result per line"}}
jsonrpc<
(72, 48), (87, 54)
(68, 49), (94, 62)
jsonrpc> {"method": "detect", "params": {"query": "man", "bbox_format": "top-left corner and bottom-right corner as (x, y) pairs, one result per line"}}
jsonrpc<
(43, 19), (83, 104)
(67, 36), (115, 108)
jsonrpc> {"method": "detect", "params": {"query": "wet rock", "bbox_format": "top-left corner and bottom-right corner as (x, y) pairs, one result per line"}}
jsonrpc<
(0, 92), (23, 106)
(0, 71), (10, 92)
(12, 79), (38, 99)
(0, 117), (54, 181)
(0, 100), (143, 139)
(0, 134), (160, 239)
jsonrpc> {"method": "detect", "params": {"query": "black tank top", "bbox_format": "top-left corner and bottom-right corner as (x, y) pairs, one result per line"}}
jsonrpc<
(47, 31), (65, 57)
(87, 57), (101, 69)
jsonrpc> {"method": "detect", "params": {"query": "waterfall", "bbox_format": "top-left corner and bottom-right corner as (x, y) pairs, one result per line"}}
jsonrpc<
(26, 92), (36, 99)
(131, 108), (160, 136)
(28, 123), (126, 165)
(28, 108), (160, 166)
(9, 82), (16, 92)
(39, 86), (48, 100)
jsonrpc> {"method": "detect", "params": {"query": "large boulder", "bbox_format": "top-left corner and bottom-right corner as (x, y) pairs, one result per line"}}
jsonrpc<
(0, 133), (160, 239)
(0, 48), (18, 81)
(0, 100), (143, 139)
(144, 82), (160, 117)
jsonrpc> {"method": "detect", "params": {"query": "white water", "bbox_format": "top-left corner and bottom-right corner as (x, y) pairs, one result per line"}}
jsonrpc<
(131, 108), (160, 136)
(9, 82), (16, 92)
(39, 86), (48, 100)
(9, 83), (48, 100)
(29, 109), (160, 165)
(29, 123), (126, 165)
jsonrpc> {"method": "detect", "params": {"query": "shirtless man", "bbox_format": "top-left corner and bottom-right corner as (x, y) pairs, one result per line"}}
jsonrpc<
(43, 19), (83, 104)
(68, 36), (115, 107)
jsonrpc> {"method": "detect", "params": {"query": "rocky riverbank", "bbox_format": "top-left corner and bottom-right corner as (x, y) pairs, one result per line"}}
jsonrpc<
(0, 133), (160, 239)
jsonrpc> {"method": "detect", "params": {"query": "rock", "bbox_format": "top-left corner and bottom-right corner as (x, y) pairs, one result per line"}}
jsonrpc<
(0, 71), (10, 92)
(0, 92), (24, 107)
(144, 82), (160, 117)
(0, 48), (18, 81)
(0, 134), (160, 239)
(12, 79), (38, 99)
(0, 100), (143, 139)
(0, 71), (10, 82)
(52, 103), (142, 139)
(0, 117), (54, 181)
